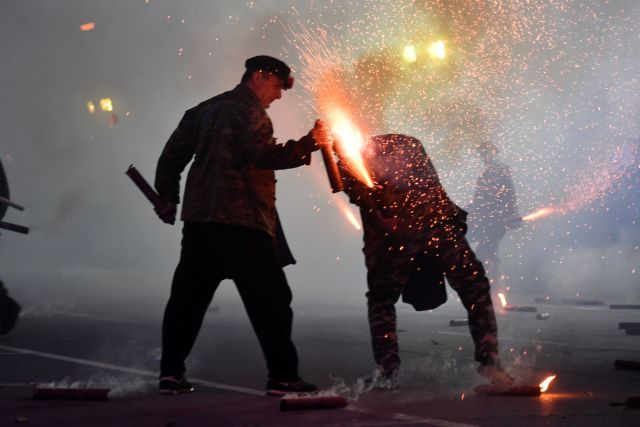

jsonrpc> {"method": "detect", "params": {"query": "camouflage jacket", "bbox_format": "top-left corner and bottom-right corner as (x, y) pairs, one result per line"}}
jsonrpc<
(155, 84), (317, 238)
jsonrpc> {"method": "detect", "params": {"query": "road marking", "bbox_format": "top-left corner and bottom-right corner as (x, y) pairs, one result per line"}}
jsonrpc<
(0, 344), (263, 396)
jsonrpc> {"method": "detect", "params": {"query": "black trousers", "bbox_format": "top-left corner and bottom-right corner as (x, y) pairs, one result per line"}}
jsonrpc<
(160, 222), (299, 381)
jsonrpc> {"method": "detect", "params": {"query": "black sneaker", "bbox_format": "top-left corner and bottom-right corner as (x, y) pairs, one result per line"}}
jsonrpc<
(159, 376), (195, 395)
(266, 378), (317, 396)
(0, 296), (20, 335)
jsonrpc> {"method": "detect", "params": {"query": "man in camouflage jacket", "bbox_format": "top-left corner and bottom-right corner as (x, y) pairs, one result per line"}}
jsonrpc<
(341, 134), (512, 386)
(153, 56), (327, 396)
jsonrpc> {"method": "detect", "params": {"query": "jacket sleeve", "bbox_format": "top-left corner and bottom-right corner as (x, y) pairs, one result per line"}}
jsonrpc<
(252, 133), (318, 170)
(154, 109), (198, 204)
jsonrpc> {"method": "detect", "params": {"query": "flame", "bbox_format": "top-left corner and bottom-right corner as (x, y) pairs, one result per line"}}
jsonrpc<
(326, 107), (374, 188)
(497, 292), (507, 307)
(80, 22), (95, 32)
(341, 205), (362, 230)
(522, 207), (557, 221)
(539, 375), (557, 392)
(428, 40), (446, 59)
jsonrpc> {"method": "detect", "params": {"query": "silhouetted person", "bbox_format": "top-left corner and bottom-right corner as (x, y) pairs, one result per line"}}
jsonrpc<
(0, 159), (21, 335)
(341, 134), (513, 387)
(466, 142), (520, 287)
(153, 55), (328, 395)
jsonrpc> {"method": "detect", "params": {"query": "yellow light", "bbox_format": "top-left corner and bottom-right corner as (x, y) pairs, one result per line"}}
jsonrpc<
(402, 45), (417, 63)
(86, 101), (96, 114)
(428, 40), (446, 59)
(99, 98), (113, 112)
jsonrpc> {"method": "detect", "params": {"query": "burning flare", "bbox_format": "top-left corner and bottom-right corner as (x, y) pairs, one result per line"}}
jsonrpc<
(539, 375), (557, 392)
(497, 292), (508, 307)
(522, 207), (558, 221)
(326, 107), (374, 188)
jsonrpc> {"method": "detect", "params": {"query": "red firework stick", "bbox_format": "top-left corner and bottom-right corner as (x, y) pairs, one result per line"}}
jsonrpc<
(474, 384), (541, 397)
(125, 165), (164, 210)
(321, 144), (344, 193)
(280, 394), (348, 411)
(0, 220), (29, 234)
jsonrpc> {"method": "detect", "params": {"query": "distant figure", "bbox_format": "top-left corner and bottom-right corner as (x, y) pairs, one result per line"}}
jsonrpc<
(466, 142), (521, 287)
(0, 159), (21, 335)
(340, 134), (513, 387)
(153, 55), (328, 396)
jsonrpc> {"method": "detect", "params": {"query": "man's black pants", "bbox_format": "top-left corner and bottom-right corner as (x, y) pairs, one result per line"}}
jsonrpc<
(160, 222), (299, 381)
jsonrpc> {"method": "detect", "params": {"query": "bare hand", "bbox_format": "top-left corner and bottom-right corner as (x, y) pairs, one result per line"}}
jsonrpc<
(311, 119), (331, 149)
(154, 200), (177, 225)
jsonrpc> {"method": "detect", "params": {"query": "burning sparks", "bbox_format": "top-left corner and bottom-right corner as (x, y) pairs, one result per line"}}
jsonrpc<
(86, 101), (96, 114)
(539, 375), (557, 392)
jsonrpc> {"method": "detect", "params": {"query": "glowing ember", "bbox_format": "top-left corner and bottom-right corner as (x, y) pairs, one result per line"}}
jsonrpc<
(497, 292), (508, 307)
(80, 22), (95, 32)
(86, 101), (96, 114)
(427, 40), (446, 59)
(326, 107), (374, 188)
(99, 98), (113, 112)
(539, 375), (557, 392)
(403, 45), (417, 63)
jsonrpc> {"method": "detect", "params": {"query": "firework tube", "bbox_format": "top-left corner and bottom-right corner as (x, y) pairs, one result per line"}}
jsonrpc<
(280, 394), (348, 411)
(474, 384), (541, 397)
(0, 220), (29, 234)
(125, 165), (164, 210)
(0, 196), (24, 211)
(321, 144), (343, 193)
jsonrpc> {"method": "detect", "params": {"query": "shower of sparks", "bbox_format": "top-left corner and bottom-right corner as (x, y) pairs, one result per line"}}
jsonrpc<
(279, 1), (638, 273)
(497, 292), (508, 307)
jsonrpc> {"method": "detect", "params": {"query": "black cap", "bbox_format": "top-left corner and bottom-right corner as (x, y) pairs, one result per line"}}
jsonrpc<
(245, 55), (294, 89)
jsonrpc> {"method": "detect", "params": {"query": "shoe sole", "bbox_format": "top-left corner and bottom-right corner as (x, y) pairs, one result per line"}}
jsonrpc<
(266, 389), (288, 396)
(159, 388), (194, 395)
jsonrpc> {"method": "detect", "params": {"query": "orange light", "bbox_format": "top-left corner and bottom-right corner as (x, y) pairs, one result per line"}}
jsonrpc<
(497, 292), (507, 307)
(333, 195), (362, 230)
(539, 375), (557, 392)
(80, 22), (96, 31)
(326, 107), (374, 188)
(522, 207), (557, 221)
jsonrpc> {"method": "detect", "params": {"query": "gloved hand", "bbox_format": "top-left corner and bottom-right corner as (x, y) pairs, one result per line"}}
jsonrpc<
(154, 199), (177, 225)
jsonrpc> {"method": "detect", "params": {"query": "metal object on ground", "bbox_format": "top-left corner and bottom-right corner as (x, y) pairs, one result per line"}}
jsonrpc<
(610, 304), (640, 310)
(618, 322), (640, 329)
(474, 384), (541, 397)
(0, 220), (29, 234)
(320, 145), (343, 193)
(536, 313), (550, 320)
(561, 298), (605, 306)
(449, 319), (468, 326)
(125, 165), (164, 210)
(33, 387), (110, 400)
(614, 360), (640, 371)
(625, 396), (640, 409)
(503, 305), (537, 313)
(280, 394), (348, 411)
(0, 196), (24, 211)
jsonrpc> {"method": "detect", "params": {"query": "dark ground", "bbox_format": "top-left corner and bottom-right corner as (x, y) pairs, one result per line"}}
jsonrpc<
(0, 270), (638, 426)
